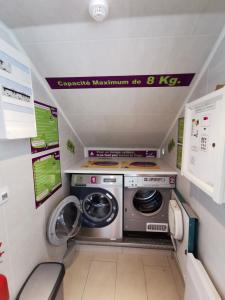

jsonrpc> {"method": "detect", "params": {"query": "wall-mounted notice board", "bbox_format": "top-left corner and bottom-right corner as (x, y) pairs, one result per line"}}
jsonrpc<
(31, 101), (59, 153)
(32, 151), (62, 208)
(182, 87), (225, 204)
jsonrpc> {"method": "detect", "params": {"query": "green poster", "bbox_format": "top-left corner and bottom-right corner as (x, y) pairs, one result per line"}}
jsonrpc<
(67, 139), (75, 153)
(178, 117), (184, 144)
(176, 144), (183, 170)
(168, 138), (175, 153)
(31, 101), (59, 153)
(32, 151), (62, 208)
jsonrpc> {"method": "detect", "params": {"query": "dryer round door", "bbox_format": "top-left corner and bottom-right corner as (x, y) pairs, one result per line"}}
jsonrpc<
(133, 189), (163, 216)
(47, 195), (81, 246)
(82, 190), (118, 228)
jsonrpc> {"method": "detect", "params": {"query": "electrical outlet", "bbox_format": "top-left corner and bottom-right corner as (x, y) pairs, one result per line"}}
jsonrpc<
(0, 187), (9, 206)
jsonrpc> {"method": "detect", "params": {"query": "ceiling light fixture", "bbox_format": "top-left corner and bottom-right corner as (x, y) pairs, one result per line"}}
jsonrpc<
(89, 0), (109, 22)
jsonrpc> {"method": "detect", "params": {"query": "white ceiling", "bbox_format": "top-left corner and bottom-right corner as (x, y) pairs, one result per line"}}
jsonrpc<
(1, 0), (225, 148)
(1, 0), (225, 28)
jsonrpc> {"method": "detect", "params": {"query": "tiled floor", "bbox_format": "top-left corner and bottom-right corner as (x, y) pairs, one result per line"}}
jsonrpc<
(64, 245), (184, 300)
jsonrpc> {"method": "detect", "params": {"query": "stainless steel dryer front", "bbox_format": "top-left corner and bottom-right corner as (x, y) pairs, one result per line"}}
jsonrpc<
(124, 175), (176, 233)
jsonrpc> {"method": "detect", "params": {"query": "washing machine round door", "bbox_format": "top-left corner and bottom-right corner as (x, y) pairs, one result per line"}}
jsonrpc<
(47, 195), (81, 246)
(133, 189), (163, 215)
(82, 191), (118, 227)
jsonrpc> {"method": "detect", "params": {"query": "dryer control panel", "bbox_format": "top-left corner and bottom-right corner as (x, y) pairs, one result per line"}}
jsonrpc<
(124, 175), (176, 188)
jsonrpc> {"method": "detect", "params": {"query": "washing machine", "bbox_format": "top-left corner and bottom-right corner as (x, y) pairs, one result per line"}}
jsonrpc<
(47, 174), (123, 246)
(124, 175), (176, 233)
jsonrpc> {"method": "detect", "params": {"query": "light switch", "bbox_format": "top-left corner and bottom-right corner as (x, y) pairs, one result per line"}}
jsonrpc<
(0, 187), (9, 206)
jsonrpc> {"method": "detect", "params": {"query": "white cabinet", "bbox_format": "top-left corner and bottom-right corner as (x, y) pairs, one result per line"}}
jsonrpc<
(182, 87), (225, 204)
(0, 37), (36, 139)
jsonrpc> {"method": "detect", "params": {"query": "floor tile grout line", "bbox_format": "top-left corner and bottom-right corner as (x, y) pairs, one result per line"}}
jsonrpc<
(166, 254), (183, 300)
(114, 257), (118, 300)
(166, 255), (180, 299)
(80, 253), (93, 300)
(144, 264), (181, 300)
(93, 259), (117, 262)
(141, 254), (150, 300)
(172, 254), (185, 291)
(81, 254), (117, 300)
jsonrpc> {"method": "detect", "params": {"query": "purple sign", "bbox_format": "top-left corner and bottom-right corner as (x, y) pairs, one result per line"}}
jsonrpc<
(46, 73), (195, 90)
(31, 101), (59, 154)
(88, 150), (158, 158)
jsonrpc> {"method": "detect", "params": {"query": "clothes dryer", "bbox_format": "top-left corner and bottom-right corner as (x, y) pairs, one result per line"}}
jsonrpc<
(124, 175), (176, 233)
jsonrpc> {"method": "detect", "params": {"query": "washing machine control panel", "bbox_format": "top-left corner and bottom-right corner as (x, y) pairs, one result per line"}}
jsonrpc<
(71, 174), (123, 187)
(124, 176), (176, 188)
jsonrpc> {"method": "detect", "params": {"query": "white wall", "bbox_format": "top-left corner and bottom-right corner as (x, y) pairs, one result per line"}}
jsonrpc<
(162, 32), (225, 298)
(0, 24), (84, 299)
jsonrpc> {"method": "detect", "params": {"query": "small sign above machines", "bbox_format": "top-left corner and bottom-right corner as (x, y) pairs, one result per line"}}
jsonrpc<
(0, 37), (36, 139)
(84, 148), (160, 158)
